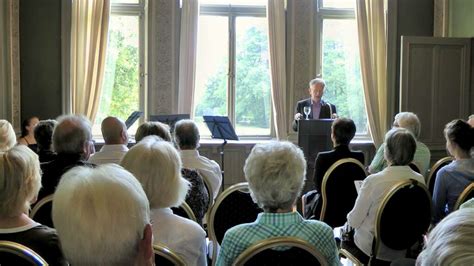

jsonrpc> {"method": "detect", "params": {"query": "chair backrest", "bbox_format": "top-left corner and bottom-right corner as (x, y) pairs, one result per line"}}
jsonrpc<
(372, 179), (431, 261)
(0, 241), (48, 266)
(427, 157), (453, 195)
(153, 244), (186, 266)
(208, 182), (262, 266)
(408, 162), (421, 174)
(320, 158), (367, 227)
(29, 194), (54, 228)
(171, 201), (198, 223)
(200, 170), (214, 211)
(232, 237), (328, 266)
(454, 183), (474, 210)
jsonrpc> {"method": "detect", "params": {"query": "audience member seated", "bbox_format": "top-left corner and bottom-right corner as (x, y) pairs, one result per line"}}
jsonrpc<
(121, 136), (207, 265)
(432, 119), (474, 224)
(460, 198), (474, 209)
(311, 118), (364, 217)
(417, 208), (474, 265)
(0, 145), (65, 265)
(369, 112), (430, 176)
(39, 115), (95, 200)
(88, 116), (129, 165)
(0, 119), (16, 152)
(18, 116), (39, 152)
(174, 119), (222, 199)
(344, 128), (425, 263)
(34, 119), (57, 163)
(135, 121), (172, 142)
(52, 164), (153, 265)
(216, 141), (339, 266)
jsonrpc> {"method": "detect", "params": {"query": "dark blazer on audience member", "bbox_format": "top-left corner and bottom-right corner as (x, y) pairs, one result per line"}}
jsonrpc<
(313, 144), (364, 193)
(38, 154), (95, 201)
(292, 98), (337, 131)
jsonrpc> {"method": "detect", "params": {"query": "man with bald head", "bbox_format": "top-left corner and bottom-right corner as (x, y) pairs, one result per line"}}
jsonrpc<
(39, 114), (96, 200)
(88, 116), (129, 165)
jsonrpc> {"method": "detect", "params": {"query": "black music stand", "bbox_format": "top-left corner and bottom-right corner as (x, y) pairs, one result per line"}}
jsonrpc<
(149, 114), (190, 133)
(124, 111), (143, 129)
(203, 116), (239, 192)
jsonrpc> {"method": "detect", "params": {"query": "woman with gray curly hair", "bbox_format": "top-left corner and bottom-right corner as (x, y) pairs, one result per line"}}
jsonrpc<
(216, 141), (339, 266)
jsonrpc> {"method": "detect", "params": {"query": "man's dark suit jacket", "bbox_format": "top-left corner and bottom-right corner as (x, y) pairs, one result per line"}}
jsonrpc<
(38, 153), (95, 201)
(313, 145), (364, 194)
(292, 98), (337, 131)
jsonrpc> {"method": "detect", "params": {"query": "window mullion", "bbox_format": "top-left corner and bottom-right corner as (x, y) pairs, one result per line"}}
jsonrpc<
(228, 14), (236, 127)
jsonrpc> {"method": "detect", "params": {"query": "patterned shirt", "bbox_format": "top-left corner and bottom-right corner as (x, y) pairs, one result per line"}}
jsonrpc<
(216, 212), (340, 266)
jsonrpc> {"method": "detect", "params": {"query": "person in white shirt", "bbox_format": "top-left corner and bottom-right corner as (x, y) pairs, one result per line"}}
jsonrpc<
(121, 136), (207, 266)
(344, 128), (425, 263)
(174, 119), (222, 199)
(88, 116), (129, 165)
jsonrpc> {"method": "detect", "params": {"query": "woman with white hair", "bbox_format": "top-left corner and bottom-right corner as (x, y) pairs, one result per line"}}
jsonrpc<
(0, 119), (16, 152)
(417, 208), (474, 265)
(121, 136), (207, 266)
(432, 119), (474, 224)
(369, 112), (431, 176)
(344, 128), (425, 263)
(0, 145), (65, 265)
(216, 141), (339, 266)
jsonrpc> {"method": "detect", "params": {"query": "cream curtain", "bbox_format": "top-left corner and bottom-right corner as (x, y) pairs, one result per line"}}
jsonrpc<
(267, 0), (288, 139)
(177, 0), (199, 115)
(70, 0), (110, 122)
(356, 0), (387, 147)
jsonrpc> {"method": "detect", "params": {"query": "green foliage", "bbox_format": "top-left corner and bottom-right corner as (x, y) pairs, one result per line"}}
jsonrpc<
(195, 26), (271, 128)
(96, 27), (139, 124)
(322, 40), (367, 133)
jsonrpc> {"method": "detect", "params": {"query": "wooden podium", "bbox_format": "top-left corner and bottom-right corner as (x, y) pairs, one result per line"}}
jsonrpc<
(297, 119), (334, 169)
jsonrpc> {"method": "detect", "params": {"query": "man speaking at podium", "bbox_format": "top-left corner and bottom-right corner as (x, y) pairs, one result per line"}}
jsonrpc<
(292, 78), (337, 131)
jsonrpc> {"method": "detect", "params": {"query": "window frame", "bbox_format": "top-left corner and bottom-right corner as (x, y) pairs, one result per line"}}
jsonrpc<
(315, 0), (370, 140)
(92, 0), (147, 136)
(198, 4), (274, 139)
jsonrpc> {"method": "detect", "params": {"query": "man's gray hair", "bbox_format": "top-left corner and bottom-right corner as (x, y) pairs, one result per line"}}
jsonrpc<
(53, 115), (92, 154)
(244, 141), (306, 212)
(174, 119), (200, 149)
(417, 208), (474, 265)
(52, 164), (150, 265)
(384, 127), (416, 166)
(309, 78), (325, 88)
(394, 112), (421, 139)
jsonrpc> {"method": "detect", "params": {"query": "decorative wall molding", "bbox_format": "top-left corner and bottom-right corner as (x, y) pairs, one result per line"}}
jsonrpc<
(434, 0), (449, 37)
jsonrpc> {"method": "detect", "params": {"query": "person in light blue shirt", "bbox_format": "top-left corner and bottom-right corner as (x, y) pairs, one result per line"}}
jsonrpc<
(432, 119), (474, 224)
(216, 141), (340, 266)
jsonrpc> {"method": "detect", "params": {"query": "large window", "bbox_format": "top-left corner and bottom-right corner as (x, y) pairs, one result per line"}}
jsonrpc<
(194, 1), (272, 137)
(316, 0), (368, 135)
(93, 0), (145, 136)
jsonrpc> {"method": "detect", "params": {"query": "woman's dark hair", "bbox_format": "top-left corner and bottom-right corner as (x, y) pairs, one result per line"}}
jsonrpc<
(34, 120), (57, 151)
(444, 119), (474, 152)
(20, 116), (38, 138)
(331, 117), (356, 145)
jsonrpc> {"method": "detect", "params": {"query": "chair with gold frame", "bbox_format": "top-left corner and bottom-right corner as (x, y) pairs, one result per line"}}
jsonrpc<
(153, 243), (186, 266)
(426, 156), (453, 195)
(320, 158), (367, 228)
(340, 179), (431, 265)
(0, 241), (48, 265)
(207, 182), (262, 266)
(171, 201), (198, 223)
(454, 183), (474, 210)
(29, 194), (54, 228)
(232, 237), (329, 266)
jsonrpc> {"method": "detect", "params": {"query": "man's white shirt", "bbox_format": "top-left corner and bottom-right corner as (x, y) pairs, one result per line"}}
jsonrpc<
(88, 144), (129, 165)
